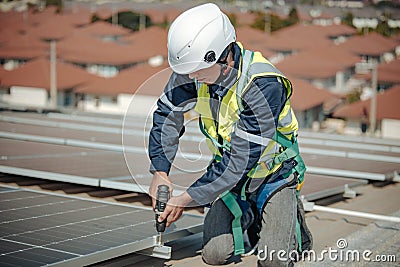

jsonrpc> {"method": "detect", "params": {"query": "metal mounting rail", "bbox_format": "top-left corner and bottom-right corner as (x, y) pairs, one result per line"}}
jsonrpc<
(302, 199), (400, 223)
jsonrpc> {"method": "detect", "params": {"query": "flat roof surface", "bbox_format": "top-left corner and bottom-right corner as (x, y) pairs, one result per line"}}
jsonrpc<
(0, 110), (399, 265)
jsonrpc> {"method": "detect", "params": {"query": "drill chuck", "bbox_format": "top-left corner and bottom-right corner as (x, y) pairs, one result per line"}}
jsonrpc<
(155, 185), (170, 232)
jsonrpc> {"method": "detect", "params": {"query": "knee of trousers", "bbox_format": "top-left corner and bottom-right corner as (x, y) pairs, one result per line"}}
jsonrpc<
(202, 234), (233, 265)
(258, 257), (293, 267)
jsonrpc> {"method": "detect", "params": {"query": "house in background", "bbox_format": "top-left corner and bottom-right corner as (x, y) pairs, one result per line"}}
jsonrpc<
(276, 45), (360, 93)
(121, 26), (168, 67)
(242, 24), (357, 64)
(0, 58), (98, 107)
(1, 4), (399, 136)
(57, 34), (132, 78)
(74, 63), (171, 115)
(76, 20), (130, 42)
(341, 32), (399, 71)
(332, 85), (400, 139)
(360, 58), (400, 91)
(0, 34), (48, 70)
(290, 78), (337, 129)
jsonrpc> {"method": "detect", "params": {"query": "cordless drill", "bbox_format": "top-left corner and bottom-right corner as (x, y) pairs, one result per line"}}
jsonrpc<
(155, 185), (170, 244)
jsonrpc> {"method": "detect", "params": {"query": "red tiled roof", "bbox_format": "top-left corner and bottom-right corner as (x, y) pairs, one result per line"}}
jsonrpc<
(263, 24), (336, 52)
(1, 57), (98, 91)
(0, 32), (48, 49)
(363, 59), (400, 84)
(333, 85), (400, 120)
(0, 67), (9, 83)
(233, 11), (257, 26)
(27, 17), (77, 40)
(57, 34), (138, 65)
(122, 26), (167, 43)
(0, 12), (33, 36)
(236, 26), (275, 57)
(122, 26), (168, 57)
(339, 32), (398, 56)
(298, 11), (313, 22)
(237, 24), (356, 58)
(0, 46), (46, 60)
(236, 26), (270, 47)
(144, 8), (181, 24)
(290, 78), (337, 111)
(276, 45), (360, 79)
(92, 7), (113, 20)
(314, 12), (335, 20)
(77, 20), (131, 37)
(75, 63), (171, 96)
(318, 24), (357, 38)
(59, 7), (92, 26)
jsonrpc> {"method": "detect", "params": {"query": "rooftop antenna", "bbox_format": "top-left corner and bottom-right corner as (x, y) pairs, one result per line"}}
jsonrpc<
(369, 63), (378, 136)
(139, 13), (146, 31)
(50, 40), (57, 108)
(112, 4), (118, 26)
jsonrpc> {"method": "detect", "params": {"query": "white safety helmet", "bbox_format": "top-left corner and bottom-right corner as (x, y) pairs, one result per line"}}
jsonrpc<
(167, 3), (236, 75)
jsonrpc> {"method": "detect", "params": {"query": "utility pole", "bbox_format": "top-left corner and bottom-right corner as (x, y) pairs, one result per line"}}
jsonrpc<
(139, 13), (146, 31)
(50, 41), (57, 108)
(369, 63), (377, 135)
(112, 4), (118, 26)
(264, 11), (271, 34)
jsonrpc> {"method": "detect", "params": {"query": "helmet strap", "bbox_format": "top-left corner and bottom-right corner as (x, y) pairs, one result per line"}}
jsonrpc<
(217, 43), (233, 64)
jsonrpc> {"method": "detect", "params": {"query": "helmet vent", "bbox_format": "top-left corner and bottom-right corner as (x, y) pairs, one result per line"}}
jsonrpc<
(204, 51), (216, 63)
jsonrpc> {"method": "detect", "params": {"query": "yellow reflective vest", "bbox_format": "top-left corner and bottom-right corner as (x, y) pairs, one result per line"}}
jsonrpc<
(194, 43), (301, 181)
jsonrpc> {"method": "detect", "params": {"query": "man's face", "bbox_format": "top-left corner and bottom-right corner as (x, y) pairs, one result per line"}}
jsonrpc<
(188, 63), (221, 84)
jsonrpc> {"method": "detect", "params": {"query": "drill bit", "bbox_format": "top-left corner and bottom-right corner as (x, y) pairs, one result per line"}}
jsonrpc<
(158, 232), (163, 246)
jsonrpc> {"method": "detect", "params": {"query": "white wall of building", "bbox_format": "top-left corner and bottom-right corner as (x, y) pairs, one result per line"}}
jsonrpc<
(381, 119), (400, 140)
(1, 86), (48, 107)
(80, 93), (158, 116)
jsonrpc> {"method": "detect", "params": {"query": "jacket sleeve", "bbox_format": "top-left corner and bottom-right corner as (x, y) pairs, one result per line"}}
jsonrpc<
(148, 72), (197, 174)
(186, 77), (287, 205)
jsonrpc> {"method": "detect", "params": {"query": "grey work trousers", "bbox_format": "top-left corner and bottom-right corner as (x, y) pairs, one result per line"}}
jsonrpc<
(202, 184), (298, 266)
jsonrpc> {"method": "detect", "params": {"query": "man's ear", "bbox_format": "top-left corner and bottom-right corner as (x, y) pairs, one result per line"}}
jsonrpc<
(223, 60), (235, 76)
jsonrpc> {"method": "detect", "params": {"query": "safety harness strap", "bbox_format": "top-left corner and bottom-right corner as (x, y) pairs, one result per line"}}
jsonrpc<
(220, 191), (245, 256)
(272, 131), (306, 189)
(198, 118), (231, 152)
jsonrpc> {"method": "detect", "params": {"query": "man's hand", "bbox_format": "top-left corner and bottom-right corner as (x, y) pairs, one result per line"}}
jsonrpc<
(158, 191), (193, 227)
(149, 171), (172, 210)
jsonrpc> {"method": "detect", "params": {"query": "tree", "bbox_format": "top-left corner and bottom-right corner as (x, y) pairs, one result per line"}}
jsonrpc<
(105, 11), (152, 31)
(342, 12), (354, 28)
(227, 12), (237, 28)
(91, 14), (102, 23)
(251, 8), (299, 33)
(287, 7), (299, 25)
(375, 19), (391, 37)
(45, 0), (62, 13)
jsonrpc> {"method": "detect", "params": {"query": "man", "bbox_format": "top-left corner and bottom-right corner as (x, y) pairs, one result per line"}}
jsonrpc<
(148, 3), (312, 266)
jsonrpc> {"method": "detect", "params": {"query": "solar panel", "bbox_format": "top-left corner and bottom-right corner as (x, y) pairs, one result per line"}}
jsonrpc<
(300, 130), (400, 148)
(2, 111), (400, 154)
(302, 153), (399, 180)
(300, 174), (367, 201)
(0, 185), (203, 266)
(2, 134), (397, 184)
